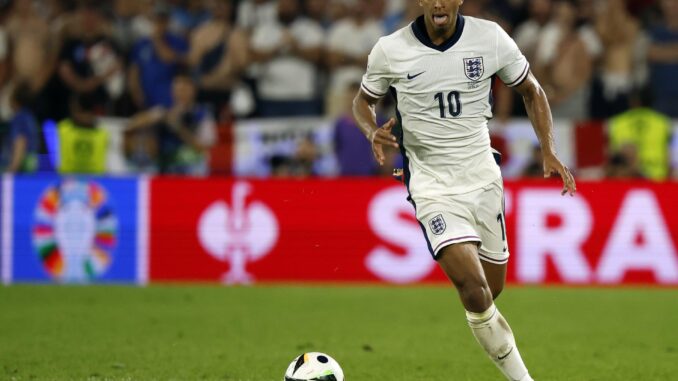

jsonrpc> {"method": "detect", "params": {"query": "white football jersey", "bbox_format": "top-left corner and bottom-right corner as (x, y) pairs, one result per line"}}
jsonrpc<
(361, 15), (529, 198)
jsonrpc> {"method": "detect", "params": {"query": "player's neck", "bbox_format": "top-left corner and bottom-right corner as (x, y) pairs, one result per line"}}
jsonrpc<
(423, 13), (459, 46)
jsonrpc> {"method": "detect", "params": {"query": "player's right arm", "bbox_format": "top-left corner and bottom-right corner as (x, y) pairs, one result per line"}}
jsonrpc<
(352, 40), (398, 166)
(352, 90), (397, 166)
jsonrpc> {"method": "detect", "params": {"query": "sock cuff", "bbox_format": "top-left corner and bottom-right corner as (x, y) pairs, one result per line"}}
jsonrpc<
(465, 304), (497, 325)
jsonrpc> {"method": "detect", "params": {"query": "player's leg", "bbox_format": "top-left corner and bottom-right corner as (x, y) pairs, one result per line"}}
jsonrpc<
(437, 242), (493, 312)
(481, 260), (506, 300)
(437, 243), (533, 381)
(476, 179), (510, 300)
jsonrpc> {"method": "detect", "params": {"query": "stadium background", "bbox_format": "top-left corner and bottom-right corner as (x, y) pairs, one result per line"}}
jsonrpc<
(1, 0), (677, 380)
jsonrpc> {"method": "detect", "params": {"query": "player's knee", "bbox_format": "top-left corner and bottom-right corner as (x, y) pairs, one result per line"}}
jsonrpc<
(459, 282), (493, 312)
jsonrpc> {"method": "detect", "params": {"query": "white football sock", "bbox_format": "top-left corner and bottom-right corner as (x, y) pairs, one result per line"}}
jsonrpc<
(466, 304), (534, 381)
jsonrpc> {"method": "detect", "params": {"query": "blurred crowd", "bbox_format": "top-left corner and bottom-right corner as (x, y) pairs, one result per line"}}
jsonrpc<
(0, 0), (676, 178)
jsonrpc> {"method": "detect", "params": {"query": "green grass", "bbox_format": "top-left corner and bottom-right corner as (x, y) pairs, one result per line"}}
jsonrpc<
(0, 285), (677, 381)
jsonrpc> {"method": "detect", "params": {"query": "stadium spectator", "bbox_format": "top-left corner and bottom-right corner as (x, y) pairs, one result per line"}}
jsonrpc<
(325, 0), (384, 117)
(605, 143), (644, 179)
(129, 4), (188, 110)
(168, 0), (210, 37)
(461, 0), (513, 28)
(334, 82), (377, 176)
(383, 0), (422, 33)
(575, 0), (604, 60)
(1, 83), (39, 173)
(327, 0), (350, 24)
(497, 0), (554, 120)
(304, 0), (330, 29)
(521, 145), (546, 178)
(267, 135), (319, 178)
(647, 0), (678, 117)
(0, 12), (8, 113)
(109, 0), (160, 54)
(293, 135), (318, 177)
(270, 154), (294, 177)
(367, 0), (387, 25)
(5, 0), (53, 82)
(608, 91), (671, 180)
(189, 0), (248, 120)
(250, 0), (324, 116)
(126, 72), (216, 176)
(1, 0), (54, 120)
(534, 0), (593, 120)
(236, 0), (277, 31)
(42, 0), (78, 57)
(590, 0), (644, 119)
(55, 1), (123, 120)
(514, 0), (553, 65)
(58, 93), (109, 174)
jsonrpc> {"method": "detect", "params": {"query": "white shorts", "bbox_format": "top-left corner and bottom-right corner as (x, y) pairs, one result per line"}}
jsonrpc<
(412, 178), (509, 264)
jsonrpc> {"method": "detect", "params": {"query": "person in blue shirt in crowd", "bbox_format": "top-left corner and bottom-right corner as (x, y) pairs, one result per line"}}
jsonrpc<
(168, 0), (211, 37)
(129, 3), (189, 110)
(126, 70), (216, 175)
(1, 82), (39, 173)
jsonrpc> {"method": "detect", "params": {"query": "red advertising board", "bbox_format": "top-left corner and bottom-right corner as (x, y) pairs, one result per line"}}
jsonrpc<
(149, 178), (678, 285)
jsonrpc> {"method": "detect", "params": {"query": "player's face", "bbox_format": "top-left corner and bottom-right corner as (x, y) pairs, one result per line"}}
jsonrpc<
(418, 0), (464, 33)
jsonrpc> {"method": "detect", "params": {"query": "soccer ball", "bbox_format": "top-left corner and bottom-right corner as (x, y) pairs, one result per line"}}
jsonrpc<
(283, 352), (344, 381)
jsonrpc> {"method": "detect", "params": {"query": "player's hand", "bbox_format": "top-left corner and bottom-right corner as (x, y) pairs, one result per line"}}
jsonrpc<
(543, 153), (576, 196)
(369, 118), (398, 166)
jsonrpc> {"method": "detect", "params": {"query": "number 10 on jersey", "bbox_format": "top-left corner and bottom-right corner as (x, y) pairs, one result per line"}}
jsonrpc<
(434, 91), (462, 118)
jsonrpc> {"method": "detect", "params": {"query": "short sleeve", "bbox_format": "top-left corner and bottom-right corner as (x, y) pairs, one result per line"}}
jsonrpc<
(495, 24), (530, 88)
(360, 40), (392, 98)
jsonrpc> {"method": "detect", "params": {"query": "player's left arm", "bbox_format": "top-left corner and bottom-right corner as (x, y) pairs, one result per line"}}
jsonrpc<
(514, 72), (577, 196)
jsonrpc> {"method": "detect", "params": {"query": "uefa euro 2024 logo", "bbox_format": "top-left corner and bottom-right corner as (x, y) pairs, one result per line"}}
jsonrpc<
(32, 179), (118, 282)
(198, 182), (278, 284)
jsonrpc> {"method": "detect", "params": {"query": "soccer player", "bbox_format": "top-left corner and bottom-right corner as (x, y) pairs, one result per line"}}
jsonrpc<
(352, 1), (576, 380)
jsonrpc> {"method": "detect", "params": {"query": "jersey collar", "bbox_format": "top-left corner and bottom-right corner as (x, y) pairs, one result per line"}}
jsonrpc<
(411, 13), (465, 52)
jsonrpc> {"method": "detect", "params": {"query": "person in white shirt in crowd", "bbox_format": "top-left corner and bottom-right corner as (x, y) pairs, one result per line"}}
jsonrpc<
(533, 0), (593, 120)
(590, 0), (645, 119)
(304, 0), (330, 30)
(250, 0), (325, 116)
(237, 0), (277, 32)
(513, 0), (553, 65)
(325, 0), (384, 117)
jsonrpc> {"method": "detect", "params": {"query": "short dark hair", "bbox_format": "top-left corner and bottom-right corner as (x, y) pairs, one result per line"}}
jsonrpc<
(70, 93), (97, 113)
(11, 82), (35, 108)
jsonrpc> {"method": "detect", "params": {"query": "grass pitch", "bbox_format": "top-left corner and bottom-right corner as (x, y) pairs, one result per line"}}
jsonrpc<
(1, 285), (677, 381)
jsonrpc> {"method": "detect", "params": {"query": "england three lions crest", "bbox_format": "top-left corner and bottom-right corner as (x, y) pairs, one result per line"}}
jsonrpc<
(429, 214), (446, 235)
(464, 57), (484, 81)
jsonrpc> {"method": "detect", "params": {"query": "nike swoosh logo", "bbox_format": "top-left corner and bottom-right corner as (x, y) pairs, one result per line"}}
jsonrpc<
(498, 347), (514, 360)
(407, 71), (425, 80)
